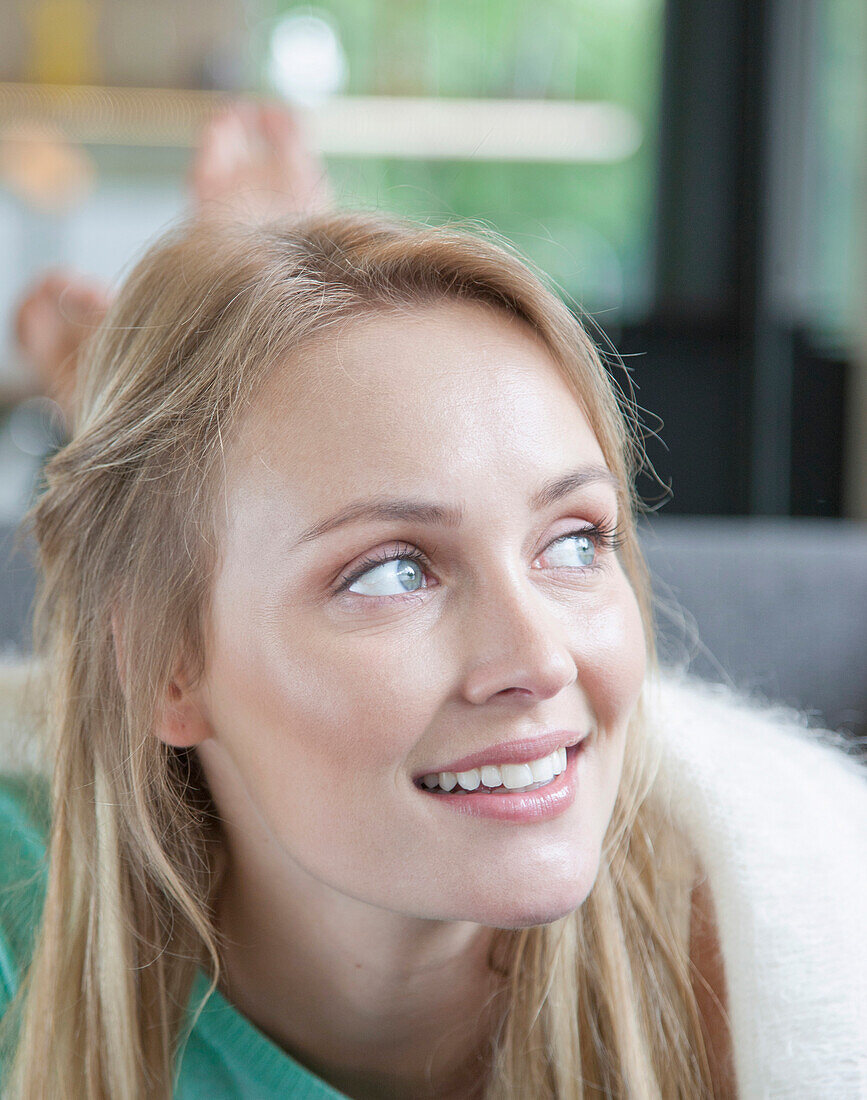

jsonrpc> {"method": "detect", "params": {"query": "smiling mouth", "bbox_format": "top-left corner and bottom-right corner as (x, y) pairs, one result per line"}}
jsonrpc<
(413, 742), (584, 795)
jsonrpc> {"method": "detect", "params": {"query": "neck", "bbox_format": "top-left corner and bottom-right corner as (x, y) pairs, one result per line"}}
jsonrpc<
(213, 857), (508, 1100)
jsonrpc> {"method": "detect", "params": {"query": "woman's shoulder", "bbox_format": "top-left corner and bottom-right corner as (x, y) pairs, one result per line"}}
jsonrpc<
(646, 669), (867, 1099)
(0, 770), (51, 858)
(0, 770), (50, 1008)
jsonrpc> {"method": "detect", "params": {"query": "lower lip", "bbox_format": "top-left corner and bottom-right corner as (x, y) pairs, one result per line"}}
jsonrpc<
(415, 740), (586, 823)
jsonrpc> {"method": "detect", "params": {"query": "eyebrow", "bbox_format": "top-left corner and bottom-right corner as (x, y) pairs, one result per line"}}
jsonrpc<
(292, 463), (623, 547)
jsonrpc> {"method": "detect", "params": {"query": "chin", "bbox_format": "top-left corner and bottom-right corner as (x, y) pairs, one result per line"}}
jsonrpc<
(484, 903), (583, 931)
(484, 889), (593, 930)
(449, 860), (601, 929)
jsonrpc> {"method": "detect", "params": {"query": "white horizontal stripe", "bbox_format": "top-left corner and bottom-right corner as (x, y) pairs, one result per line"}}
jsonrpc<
(0, 83), (643, 162)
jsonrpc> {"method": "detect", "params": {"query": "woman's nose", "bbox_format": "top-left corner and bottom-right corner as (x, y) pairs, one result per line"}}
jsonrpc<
(458, 575), (578, 706)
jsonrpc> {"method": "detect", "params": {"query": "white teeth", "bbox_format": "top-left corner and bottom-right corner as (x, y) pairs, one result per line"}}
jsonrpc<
(500, 763), (535, 789)
(529, 754), (555, 784)
(479, 765), (502, 788)
(420, 745), (570, 794)
(456, 768), (480, 790)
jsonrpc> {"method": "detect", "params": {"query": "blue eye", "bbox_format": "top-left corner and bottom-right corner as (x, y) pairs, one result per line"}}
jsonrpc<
(336, 521), (624, 599)
(341, 539), (431, 594)
(544, 532), (597, 568)
(346, 555), (426, 597)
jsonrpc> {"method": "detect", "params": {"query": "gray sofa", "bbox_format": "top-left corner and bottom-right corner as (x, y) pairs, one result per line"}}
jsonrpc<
(639, 516), (867, 744)
(1, 516), (865, 745)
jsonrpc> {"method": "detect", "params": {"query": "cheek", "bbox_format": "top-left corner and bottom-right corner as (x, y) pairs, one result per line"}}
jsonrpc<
(573, 576), (647, 730)
(204, 603), (438, 787)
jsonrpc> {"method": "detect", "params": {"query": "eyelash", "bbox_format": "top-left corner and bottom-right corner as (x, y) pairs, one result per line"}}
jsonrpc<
(334, 518), (626, 597)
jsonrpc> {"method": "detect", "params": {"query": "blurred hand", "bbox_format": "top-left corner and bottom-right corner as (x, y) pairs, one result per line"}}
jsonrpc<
(190, 100), (333, 223)
(13, 270), (112, 424)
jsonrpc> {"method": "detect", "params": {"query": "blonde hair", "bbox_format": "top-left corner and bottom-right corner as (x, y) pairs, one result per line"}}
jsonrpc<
(2, 211), (720, 1097)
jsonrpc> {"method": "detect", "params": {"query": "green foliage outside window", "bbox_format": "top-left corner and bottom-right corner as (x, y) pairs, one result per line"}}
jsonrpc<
(267, 0), (665, 319)
(813, 0), (867, 343)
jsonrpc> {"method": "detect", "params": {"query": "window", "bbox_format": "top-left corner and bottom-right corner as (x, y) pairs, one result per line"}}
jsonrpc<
(265, 0), (665, 320)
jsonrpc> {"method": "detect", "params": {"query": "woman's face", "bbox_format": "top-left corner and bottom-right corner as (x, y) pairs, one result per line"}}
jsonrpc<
(192, 299), (646, 928)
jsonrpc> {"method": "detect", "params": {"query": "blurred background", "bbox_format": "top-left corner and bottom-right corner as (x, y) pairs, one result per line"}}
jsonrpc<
(0, 0), (864, 743)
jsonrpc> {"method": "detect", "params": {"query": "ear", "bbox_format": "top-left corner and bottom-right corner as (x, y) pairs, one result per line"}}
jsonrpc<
(154, 673), (213, 749)
(111, 609), (212, 748)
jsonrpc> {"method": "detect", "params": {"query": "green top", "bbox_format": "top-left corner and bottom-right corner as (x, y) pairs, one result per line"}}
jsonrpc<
(0, 772), (347, 1099)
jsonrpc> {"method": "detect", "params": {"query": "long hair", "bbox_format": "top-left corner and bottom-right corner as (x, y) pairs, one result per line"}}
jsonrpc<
(2, 211), (719, 1097)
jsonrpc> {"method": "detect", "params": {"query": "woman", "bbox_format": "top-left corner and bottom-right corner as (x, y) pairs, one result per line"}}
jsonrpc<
(0, 204), (750, 1098)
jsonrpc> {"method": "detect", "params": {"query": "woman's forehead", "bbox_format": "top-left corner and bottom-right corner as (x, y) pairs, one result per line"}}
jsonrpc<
(214, 301), (614, 558)
(232, 299), (603, 479)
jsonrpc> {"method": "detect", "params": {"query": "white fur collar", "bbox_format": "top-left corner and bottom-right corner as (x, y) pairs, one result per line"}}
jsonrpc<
(647, 669), (867, 1098)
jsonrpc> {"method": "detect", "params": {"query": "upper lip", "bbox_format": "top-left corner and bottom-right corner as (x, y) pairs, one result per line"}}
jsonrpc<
(413, 729), (588, 780)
